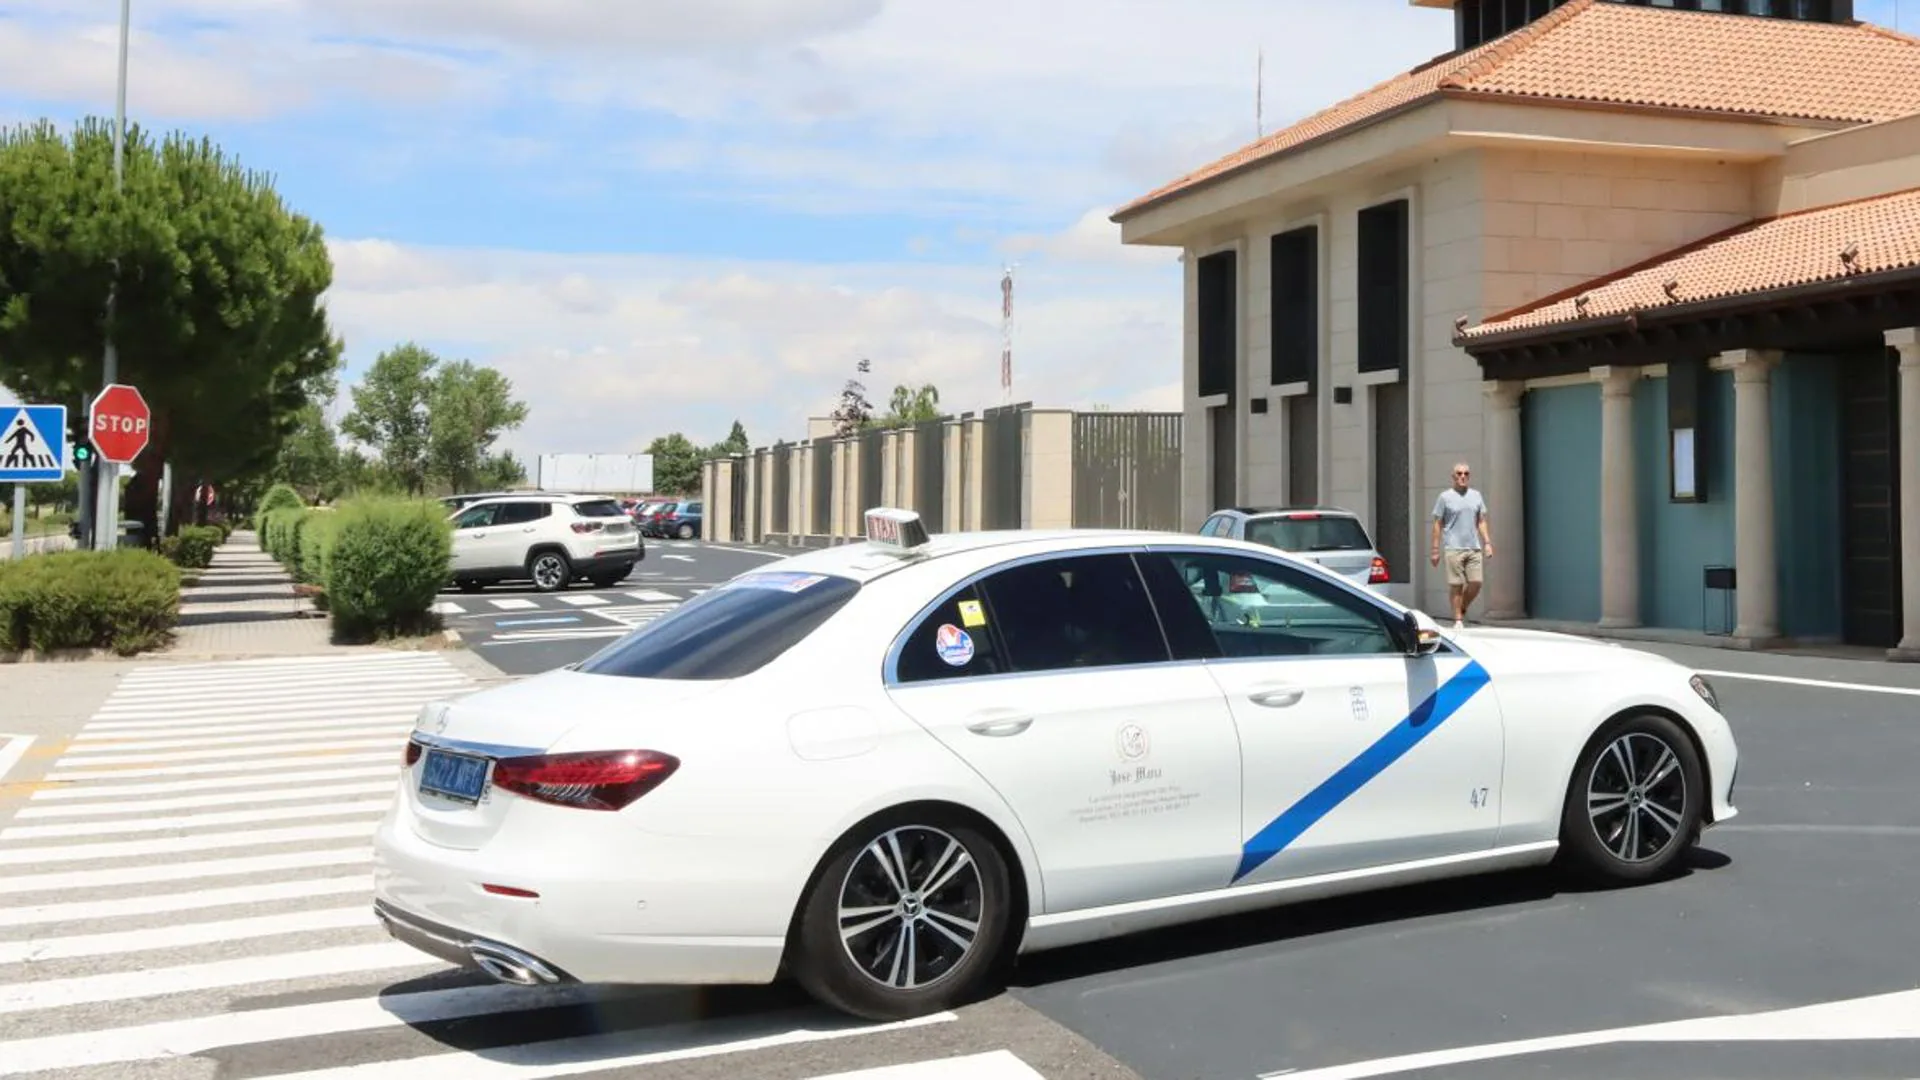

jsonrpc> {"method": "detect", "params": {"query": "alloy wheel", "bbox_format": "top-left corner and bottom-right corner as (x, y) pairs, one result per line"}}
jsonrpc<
(836, 825), (984, 991)
(1586, 731), (1688, 864)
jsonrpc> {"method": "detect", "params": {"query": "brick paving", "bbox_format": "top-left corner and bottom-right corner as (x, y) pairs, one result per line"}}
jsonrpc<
(158, 530), (342, 660)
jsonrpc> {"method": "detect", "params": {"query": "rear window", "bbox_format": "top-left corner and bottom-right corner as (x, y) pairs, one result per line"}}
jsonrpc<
(574, 570), (861, 680)
(1244, 514), (1373, 553)
(571, 499), (628, 518)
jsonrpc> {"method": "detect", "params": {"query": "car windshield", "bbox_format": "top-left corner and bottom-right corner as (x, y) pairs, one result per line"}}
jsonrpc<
(574, 570), (861, 680)
(1244, 515), (1373, 552)
(571, 499), (627, 518)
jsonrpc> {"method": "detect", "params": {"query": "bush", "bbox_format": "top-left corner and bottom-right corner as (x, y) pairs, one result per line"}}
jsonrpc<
(0, 549), (179, 655)
(297, 511), (338, 586)
(254, 483), (304, 534)
(161, 525), (222, 569)
(263, 507), (305, 564)
(323, 498), (452, 642)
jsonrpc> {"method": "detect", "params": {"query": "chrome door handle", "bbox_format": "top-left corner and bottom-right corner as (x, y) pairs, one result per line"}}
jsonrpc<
(1248, 685), (1304, 708)
(966, 714), (1033, 737)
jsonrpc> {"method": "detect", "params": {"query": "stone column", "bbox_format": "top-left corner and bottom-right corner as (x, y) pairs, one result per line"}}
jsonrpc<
(1724, 348), (1781, 645)
(1482, 380), (1527, 619)
(1889, 329), (1920, 661)
(1594, 366), (1639, 628)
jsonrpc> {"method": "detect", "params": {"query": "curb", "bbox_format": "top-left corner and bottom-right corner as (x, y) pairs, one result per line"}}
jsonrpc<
(0, 648), (123, 664)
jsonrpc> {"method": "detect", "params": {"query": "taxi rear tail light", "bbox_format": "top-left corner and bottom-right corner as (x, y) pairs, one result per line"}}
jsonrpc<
(1369, 557), (1390, 584)
(491, 750), (680, 811)
(1228, 573), (1259, 593)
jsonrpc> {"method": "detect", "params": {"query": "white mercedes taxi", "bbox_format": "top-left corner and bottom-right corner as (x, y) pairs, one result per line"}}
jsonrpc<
(373, 508), (1739, 1021)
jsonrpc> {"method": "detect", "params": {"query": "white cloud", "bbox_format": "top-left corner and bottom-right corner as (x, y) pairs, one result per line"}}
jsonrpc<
(322, 234), (1181, 455)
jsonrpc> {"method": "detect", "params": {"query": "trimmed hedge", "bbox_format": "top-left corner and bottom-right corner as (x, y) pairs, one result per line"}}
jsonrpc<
(254, 483), (304, 534)
(0, 549), (180, 655)
(161, 525), (223, 570)
(322, 498), (453, 642)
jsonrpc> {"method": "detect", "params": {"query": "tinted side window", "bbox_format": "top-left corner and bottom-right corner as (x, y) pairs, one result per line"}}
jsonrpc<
(454, 505), (497, 529)
(978, 553), (1169, 673)
(895, 582), (1010, 684)
(496, 502), (550, 525)
(576, 571), (859, 680)
(1141, 551), (1400, 659)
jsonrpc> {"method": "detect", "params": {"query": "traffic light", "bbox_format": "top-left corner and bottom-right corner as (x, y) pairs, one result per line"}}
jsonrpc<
(67, 410), (92, 466)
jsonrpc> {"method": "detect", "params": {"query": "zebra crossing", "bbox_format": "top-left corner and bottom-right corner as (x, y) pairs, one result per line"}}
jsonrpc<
(0, 652), (1057, 1078)
(430, 587), (695, 617)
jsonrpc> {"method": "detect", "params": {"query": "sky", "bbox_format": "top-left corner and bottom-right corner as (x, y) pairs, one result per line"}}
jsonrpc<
(0, 0), (1912, 458)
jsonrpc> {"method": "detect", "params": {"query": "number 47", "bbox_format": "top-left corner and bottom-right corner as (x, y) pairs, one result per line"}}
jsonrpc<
(1468, 787), (1490, 808)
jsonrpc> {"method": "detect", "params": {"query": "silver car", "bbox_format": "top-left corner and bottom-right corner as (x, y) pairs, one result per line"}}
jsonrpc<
(1197, 506), (1390, 590)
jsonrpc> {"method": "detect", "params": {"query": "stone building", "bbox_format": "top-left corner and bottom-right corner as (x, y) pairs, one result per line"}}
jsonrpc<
(1113, 0), (1920, 658)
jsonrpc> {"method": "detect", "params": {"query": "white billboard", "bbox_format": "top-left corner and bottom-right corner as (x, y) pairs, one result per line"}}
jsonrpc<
(535, 452), (655, 494)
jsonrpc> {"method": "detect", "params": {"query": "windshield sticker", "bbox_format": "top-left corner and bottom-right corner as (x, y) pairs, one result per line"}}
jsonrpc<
(957, 599), (987, 628)
(934, 624), (975, 666)
(726, 572), (828, 593)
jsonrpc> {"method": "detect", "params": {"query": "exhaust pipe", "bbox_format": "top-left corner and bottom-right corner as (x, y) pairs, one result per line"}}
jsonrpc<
(468, 942), (561, 986)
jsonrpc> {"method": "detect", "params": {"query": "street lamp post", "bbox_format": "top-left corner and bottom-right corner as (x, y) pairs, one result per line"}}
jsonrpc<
(93, 0), (130, 551)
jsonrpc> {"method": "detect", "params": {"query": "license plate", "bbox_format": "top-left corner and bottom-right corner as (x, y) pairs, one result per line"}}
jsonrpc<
(419, 748), (491, 803)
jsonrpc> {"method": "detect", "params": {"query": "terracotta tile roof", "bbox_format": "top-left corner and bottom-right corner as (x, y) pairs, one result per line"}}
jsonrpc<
(1115, 0), (1920, 218)
(1461, 185), (1920, 340)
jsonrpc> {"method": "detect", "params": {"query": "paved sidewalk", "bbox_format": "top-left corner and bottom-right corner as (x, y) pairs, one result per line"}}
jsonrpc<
(158, 530), (347, 660)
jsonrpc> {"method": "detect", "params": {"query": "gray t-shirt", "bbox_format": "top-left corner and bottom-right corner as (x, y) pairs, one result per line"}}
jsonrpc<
(1432, 487), (1487, 550)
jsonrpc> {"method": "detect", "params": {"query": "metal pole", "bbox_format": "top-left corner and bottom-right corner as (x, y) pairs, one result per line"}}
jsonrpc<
(94, 0), (130, 551)
(9, 485), (23, 560)
(159, 461), (171, 538)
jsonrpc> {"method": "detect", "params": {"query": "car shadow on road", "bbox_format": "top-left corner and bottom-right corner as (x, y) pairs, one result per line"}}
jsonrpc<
(1007, 846), (1735, 990)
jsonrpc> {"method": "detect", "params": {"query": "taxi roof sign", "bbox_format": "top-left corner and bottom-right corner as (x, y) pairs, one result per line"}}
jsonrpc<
(864, 507), (930, 552)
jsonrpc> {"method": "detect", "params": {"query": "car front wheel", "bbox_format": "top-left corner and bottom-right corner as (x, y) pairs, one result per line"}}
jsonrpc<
(1557, 712), (1704, 885)
(527, 551), (571, 593)
(790, 815), (1012, 1021)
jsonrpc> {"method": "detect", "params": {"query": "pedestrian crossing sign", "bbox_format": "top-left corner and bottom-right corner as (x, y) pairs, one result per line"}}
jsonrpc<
(0, 404), (68, 482)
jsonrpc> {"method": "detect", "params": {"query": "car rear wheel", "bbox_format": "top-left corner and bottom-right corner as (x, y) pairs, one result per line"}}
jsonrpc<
(676, 523), (695, 539)
(791, 815), (1012, 1021)
(527, 551), (571, 593)
(1557, 712), (1703, 885)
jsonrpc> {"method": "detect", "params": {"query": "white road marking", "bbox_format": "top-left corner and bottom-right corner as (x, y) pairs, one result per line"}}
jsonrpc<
(489, 598), (539, 610)
(264, 1010), (959, 1079)
(555, 593), (608, 606)
(49, 734), (400, 767)
(29, 764), (395, 800)
(0, 941), (430, 1015)
(0, 845), (370, 897)
(1269, 987), (1920, 1079)
(0, 796), (388, 840)
(14, 779), (394, 819)
(0, 734), (36, 785)
(67, 721), (409, 752)
(0, 821), (379, 866)
(0, 875), (369, 929)
(46, 749), (392, 782)
(483, 629), (629, 645)
(1696, 669), (1920, 698)
(698, 543), (790, 559)
(0, 983), (616, 1076)
(90, 691), (461, 723)
(813, 1051), (1046, 1079)
(82, 704), (430, 733)
(625, 589), (681, 602)
(431, 601), (465, 614)
(663, 554), (696, 562)
(0, 904), (373, 964)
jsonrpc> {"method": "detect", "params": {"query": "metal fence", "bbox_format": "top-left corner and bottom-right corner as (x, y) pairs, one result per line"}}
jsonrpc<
(728, 456), (748, 542)
(811, 435), (834, 535)
(981, 402), (1028, 530)
(1072, 412), (1183, 531)
(769, 443), (791, 534)
(913, 417), (946, 532)
(857, 427), (884, 515)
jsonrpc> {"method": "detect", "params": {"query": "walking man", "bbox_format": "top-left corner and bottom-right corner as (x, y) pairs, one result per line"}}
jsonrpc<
(1429, 462), (1493, 630)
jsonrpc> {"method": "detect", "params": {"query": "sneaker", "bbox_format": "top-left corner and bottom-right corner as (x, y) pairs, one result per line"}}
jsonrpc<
(1453, 619), (1465, 631)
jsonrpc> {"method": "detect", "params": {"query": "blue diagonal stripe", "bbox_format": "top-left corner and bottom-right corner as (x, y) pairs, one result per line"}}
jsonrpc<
(1233, 660), (1493, 883)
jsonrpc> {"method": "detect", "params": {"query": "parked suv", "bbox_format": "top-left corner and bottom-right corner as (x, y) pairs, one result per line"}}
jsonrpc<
(1198, 505), (1389, 591)
(447, 494), (643, 593)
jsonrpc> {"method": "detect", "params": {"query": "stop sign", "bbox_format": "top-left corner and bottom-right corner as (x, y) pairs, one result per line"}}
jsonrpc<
(89, 383), (152, 464)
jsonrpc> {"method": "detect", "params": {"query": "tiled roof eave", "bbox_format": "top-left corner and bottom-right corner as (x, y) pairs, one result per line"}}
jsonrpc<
(1454, 262), (1920, 352)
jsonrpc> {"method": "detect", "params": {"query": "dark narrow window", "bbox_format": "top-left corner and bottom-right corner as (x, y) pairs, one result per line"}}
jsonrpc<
(1196, 250), (1237, 400)
(1269, 226), (1317, 390)
(1357, 199), (1410, 376)
(1373, 381), (1410, 584)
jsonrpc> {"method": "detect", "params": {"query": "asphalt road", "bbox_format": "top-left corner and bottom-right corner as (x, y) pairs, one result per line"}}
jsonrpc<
(5, 557), (1918, 1078)
(435, 539), (801, 675)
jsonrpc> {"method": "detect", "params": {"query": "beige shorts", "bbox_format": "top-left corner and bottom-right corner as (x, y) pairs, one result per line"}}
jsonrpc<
(1444, 548), (1484, 586)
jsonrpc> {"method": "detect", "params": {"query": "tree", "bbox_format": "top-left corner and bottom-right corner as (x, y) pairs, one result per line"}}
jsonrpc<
(880, 383), (941, 427)
(830, 359), (874, 436)
(426, 360), (530, 495)
(339, 343), (435, 494)
(646, 433), (703, 495)
(272, 402), (343, 502)
(710, 420), (749, 457)
(0, 118), (341, 539)
(474, 450), (527, 490)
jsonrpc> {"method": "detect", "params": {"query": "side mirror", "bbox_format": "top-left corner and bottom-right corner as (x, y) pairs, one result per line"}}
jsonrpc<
(1403, 610), (1442, 656)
